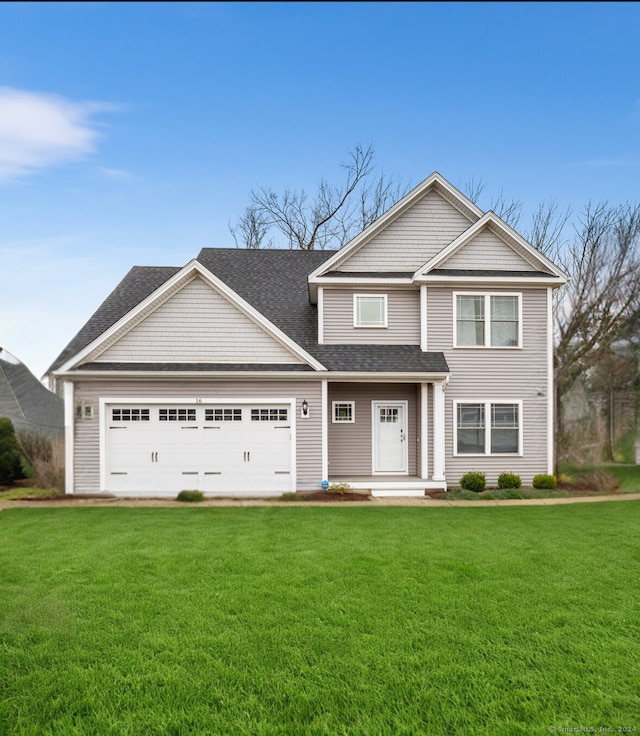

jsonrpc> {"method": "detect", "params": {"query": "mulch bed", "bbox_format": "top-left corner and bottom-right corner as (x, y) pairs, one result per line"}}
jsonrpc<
(296, 491), (371, 502)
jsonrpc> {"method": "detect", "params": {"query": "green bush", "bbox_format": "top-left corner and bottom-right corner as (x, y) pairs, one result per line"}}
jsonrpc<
(532, 474), (557, 490)
(0, 417), (24, 486)
(498, 472), (522, 490)
(176, 490), (205, 503)
(328, 482), (352, 495)
(460, 471), (486, 493)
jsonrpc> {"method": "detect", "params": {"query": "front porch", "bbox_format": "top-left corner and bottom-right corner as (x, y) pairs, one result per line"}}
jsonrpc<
(328, 475), (447, 497)
(325, 380), (448, 496)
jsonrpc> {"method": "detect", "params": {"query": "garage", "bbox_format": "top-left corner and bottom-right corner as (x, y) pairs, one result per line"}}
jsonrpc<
(104, 401), (294, 495)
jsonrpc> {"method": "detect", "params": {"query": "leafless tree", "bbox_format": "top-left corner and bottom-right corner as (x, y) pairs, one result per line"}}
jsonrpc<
(229, 206), (273, 249)
(463, 177), (523, 229)
(230, 144), (408, 250)
(554, 202), (640, 456)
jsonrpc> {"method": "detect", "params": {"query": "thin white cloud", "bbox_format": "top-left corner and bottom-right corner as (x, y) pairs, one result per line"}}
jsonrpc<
(98, 167), (138, 182)
(582, 158), (636, 168)
(0, 87), (114, 181)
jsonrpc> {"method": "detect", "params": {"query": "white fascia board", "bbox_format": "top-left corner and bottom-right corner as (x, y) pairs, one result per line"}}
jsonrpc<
(413, 212), (569, 282)
(307, 172), (483, 281)
(59, 259), (326, 373)
(55, 369), (451, 383)
(418, 275), (566, 288)
(53, 370), (329, 381)
(311, 276), (414, 286)
(323, 372), (451, 383)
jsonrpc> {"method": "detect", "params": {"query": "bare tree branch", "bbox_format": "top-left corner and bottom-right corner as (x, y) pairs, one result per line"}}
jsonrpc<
(232, 144), (407, 250)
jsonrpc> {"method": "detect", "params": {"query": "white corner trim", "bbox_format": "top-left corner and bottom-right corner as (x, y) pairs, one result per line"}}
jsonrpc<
(321, 380), (328, 482)
(420, 285), (428, 351)
(59, 259), (326, 373)
(432, 381), (446, 481)
(318, 286), (324, 344)
(64, 382), (74, 494)
(547, 287), (554, 474)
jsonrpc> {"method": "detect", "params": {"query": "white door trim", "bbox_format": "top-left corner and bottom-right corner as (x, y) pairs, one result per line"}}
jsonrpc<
(371, 400), (409, 475)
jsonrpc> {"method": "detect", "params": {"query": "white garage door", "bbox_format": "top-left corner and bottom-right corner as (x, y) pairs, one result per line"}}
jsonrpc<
(105, 403), (293, 495)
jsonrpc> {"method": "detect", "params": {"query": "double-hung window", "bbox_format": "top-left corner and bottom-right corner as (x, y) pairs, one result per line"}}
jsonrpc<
(455, 293), (521, 347)
(455, 401), (521, 455)
(354, 294), (387, 328)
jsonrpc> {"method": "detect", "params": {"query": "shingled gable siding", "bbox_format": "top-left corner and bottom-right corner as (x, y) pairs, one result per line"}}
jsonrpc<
(328, 383), (418, 476)
(89, 276), (303, 365)
(427, 287), (548, 486)
(72, 380), (322, 494)
(442, 229), (539, 271)
(336, 189), (473, 272)
(323, 288), (420, 345)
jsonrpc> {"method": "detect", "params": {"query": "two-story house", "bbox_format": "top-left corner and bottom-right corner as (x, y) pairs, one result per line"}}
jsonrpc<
(47, 172), (567, 497)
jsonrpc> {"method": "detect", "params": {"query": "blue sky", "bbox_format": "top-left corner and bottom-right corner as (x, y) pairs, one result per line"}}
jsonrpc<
(0, 1), (638, 379)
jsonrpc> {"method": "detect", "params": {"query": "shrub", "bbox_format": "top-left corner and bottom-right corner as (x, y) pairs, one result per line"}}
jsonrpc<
(532, 474), (557, 489)
(328, 482), (352, 495)
(16, 430), (65, 490)
(459, 471), (486, 493)
(176, 490), (205, 502)
(280, 492), (299, 501)
(498, 472), (521, 490)
(0, 418), (24, 486)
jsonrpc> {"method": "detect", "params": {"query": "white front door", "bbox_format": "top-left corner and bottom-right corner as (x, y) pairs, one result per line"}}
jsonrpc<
(373, 401), (408, 473)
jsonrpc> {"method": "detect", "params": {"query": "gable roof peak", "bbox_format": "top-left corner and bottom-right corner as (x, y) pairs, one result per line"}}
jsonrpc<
(308, 171), (484, 283)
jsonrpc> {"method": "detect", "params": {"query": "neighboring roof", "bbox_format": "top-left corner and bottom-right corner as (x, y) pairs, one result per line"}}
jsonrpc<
(0, 347), (64, 434)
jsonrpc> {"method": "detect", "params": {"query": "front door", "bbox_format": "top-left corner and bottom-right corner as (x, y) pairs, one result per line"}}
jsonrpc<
(373, 401), (408, 473)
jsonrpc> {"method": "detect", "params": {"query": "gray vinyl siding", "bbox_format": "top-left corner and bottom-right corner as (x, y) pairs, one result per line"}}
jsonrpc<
(323, 289), (420, 344)
(427, 286), (549, 486)
(337, 190), (473, 272)
(72, 379), (322, 493)
(443, 229), (537, 271)
(328, 383), (418, 476)
(90, 276), (302, 365)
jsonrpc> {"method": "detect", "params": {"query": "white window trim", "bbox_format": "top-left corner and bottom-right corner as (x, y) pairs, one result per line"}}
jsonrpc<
(353, 293), (388, 328)
(453, 292), (522, 349)
(453, 399), (523, 457)
(332, 401), (355, 423)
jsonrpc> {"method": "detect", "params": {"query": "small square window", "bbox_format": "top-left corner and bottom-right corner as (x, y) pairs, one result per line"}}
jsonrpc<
(354, 294), (387, 328)
(332, 401), (355, 423)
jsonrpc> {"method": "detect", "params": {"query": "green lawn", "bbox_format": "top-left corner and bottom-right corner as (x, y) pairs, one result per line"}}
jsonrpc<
(1, 505), (639, 735)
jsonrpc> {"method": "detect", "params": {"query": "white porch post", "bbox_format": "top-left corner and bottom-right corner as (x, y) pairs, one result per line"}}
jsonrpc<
(432, 379), (446, 481)
(420, 382), (429, 479)
(321, 379), (329, 482)
(64, 381), (74, 495)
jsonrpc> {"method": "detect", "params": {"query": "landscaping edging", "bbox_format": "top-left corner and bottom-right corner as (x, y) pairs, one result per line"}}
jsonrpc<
(2, 493), (640, 510)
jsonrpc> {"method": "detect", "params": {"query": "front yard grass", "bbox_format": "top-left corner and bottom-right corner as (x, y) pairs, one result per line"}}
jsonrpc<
(1, 505), (639, 735)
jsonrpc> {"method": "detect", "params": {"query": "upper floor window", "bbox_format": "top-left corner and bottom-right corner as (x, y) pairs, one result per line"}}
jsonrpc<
(455, 293), (521, 347)
(354, 294), (387, 328)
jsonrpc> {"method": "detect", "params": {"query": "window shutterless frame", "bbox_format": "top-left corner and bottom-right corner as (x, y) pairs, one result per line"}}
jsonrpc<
(453, 292), (522, 348)
(453, 400), (523, 456)
(332, 401), (355, 423)
(353, 294), (388, 328)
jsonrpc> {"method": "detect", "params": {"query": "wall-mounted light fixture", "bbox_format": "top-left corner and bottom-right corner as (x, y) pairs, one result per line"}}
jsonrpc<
(301, 399), (309, 418)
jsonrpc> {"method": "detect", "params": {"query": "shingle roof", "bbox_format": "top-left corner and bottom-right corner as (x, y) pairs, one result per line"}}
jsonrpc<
(0, 348), (64, 435)
(48, 249), (450, 376)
